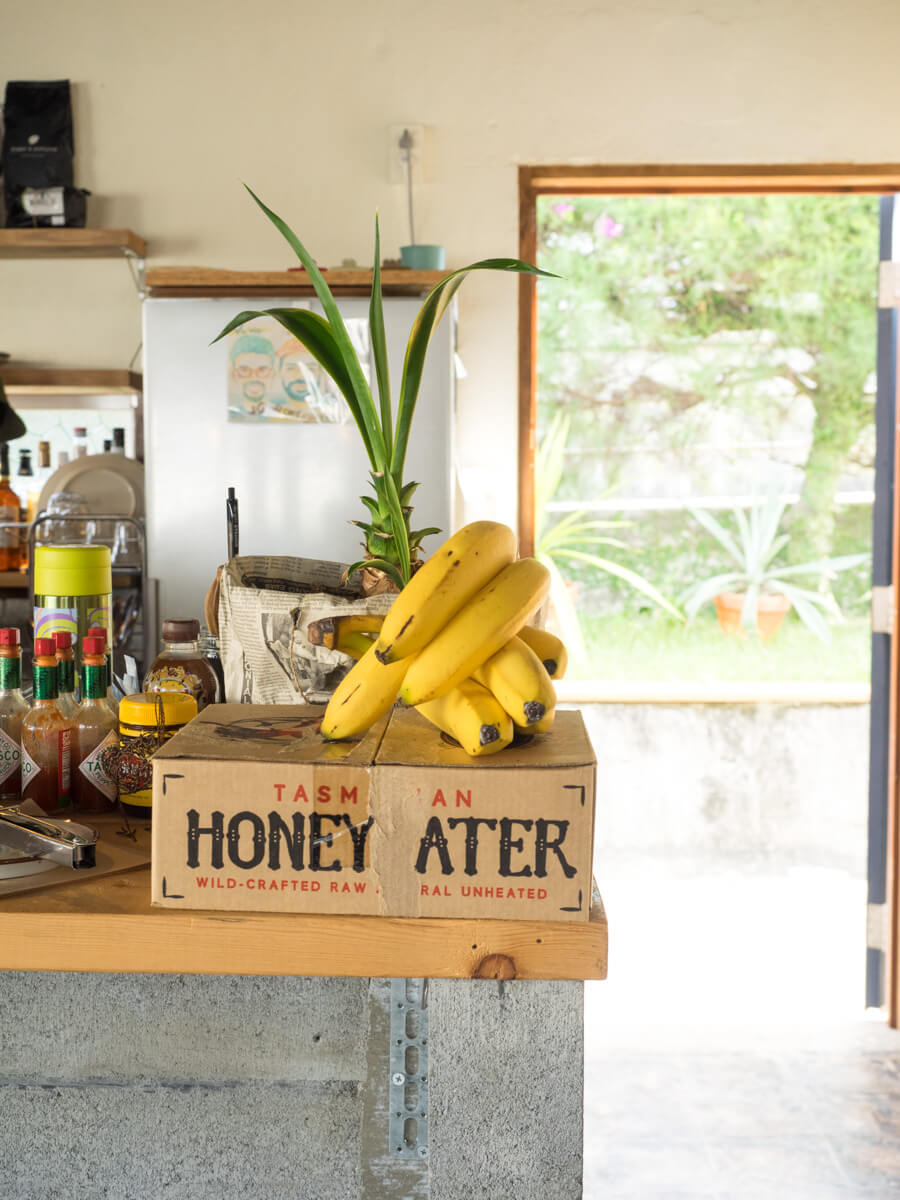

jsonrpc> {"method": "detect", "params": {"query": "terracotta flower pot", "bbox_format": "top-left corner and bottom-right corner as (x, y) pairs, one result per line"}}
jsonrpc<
(713, 591), (792, 642)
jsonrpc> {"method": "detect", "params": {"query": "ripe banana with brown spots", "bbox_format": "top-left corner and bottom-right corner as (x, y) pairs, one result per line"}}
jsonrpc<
(321, 641), (410, 740)
(416, 678), (513, 757)
(400, 558), (551, 707)
(472, 635), (557, 726)
(517, 625), (568, 680)
(373, 521), (516, 664)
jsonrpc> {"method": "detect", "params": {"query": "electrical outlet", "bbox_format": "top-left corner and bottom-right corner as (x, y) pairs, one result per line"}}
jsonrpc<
(388, 123), (425, 185)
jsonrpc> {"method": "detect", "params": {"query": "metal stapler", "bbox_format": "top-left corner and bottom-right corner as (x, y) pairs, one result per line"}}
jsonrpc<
(0, 806), (98, 869)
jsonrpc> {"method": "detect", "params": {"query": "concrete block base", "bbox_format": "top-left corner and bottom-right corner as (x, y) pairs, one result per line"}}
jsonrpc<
(0, 972), (584, 1199)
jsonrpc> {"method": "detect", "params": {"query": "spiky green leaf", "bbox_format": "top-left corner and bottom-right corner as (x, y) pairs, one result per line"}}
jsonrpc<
(369, 215), (392, 451)
(392, 258), (557, 479)
(243, 186), (388, 469)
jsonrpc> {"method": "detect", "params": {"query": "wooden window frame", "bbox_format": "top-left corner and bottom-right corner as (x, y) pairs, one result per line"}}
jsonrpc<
(517, 163), (900, 556)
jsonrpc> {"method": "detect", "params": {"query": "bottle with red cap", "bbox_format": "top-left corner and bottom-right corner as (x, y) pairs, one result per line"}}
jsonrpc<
(22, 638), (77, 813)
(0, 628), (28, 805)
(87, 624), (117, 713)
(53, 631), (78, 719)
(74, 636), (117, 812)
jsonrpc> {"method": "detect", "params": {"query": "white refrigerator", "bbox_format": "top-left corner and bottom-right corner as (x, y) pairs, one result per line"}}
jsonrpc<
(142, 295), (455, 636)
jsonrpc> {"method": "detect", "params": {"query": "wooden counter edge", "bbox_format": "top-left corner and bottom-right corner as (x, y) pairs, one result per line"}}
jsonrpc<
(0, 901), (607, 981)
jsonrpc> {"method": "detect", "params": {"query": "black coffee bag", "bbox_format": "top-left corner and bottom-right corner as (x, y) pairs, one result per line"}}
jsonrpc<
(1, 80), (74, 189)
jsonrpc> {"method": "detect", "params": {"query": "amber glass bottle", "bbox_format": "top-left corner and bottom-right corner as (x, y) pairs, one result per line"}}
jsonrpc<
(74, 637), (117, 812)
(54, 630), (78, 718)
(22, 638), (77, 813)
(0, 628), (28, 805)
(143, 618), (219, 710)
(0, 443), (23, 572)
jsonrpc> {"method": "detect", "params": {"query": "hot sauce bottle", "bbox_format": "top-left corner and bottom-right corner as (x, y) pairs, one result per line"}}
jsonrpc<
(0, 628), (28, 805)
(22, 637), (77, 813)
(53, 630), (78, 718)
(74, 636), (117, 812)
(88, 624), (118, 713)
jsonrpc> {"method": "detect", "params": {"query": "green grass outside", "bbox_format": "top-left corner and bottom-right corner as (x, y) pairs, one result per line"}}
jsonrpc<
(576, 611), (872, 683)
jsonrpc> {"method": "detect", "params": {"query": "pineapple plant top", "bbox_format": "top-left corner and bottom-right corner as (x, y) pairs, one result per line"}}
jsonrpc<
(214, 187), (553, 589)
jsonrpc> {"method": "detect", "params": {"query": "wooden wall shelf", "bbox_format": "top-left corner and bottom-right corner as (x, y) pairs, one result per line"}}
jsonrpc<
(145, 266), (449, 298)
(0, 848), (608, 981)
(0, 228), (146, 258)
(0, 367), (142, 395)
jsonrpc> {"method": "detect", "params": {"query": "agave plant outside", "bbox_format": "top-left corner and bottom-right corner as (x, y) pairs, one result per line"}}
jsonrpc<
(680, 491), (869, 641)
(214, 187), (554, 589)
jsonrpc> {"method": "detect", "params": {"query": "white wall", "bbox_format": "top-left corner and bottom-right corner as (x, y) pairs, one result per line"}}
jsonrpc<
(5, 0), (900, 534)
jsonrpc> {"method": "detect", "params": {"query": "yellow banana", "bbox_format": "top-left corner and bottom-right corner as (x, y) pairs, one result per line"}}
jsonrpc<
(515, 708), (556, 736)
(400, 558), (551, 707)
(321, 641), (410, 740)
(416, 678), (513, 757)
(308, 612), (384, 649)
(472, 635), (557, 726)
(335, 629), (378, 661)
(374, 521), (516, 664)
(517, 625), (568, 680)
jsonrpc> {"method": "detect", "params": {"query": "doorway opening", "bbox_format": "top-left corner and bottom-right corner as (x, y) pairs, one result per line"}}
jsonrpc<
(518, 165), (900, 1195)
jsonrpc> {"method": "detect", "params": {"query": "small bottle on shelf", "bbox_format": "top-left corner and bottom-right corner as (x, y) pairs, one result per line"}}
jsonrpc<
(21, 638), (77, 813)
(73, 427), (88, 459)
(103, 439), (112, 453)
(57, 450), (70, 468)
(15, 450), (35, 569)
(74, 636), (117, 812)
(0, 628), (28, 806)
(112, 428), (126, 456)
(32, 441), (52, 510)
(53, 631), (78, 717)
(0, 444), (23, 572)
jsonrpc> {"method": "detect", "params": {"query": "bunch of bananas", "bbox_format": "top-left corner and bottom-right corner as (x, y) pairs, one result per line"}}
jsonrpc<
(319, 522), (567, 757)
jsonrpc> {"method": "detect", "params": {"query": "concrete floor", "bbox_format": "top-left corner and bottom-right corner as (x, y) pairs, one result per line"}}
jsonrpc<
(584, 853), (900, 1197)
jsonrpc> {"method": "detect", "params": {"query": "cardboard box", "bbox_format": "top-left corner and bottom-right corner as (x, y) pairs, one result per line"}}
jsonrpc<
(371, 707), (595, 921)
(151, 703), (596, 922)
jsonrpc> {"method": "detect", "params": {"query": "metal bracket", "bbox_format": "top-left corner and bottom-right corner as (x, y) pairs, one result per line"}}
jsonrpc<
(872, 585), (895, 635)
(388, 978), (429, 1161)
(124, 249), (147, 300)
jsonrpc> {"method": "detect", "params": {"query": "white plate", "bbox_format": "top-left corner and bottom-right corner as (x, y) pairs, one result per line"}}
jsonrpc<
(38, 454), (145, 519)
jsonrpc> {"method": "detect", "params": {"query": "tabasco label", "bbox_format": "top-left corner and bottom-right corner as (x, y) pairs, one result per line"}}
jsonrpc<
(20, 743), (40, 787)
(78, 730), (118, 801)
(58, 728), (73, 797)
(0, 726), (20, 785)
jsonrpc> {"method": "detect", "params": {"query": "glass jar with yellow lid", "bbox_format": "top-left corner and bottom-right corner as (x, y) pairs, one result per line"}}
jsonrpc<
(118, 691), (198, 819)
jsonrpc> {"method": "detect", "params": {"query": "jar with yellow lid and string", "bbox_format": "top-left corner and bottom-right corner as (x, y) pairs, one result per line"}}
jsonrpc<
(115, 691), (198, 820)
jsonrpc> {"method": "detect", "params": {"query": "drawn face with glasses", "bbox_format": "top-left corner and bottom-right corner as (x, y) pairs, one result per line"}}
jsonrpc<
(229, 333), (276, 414)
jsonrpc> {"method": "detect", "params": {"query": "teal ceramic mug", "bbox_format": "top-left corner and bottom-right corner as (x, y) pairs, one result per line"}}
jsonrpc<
(400, 244), (446, 270)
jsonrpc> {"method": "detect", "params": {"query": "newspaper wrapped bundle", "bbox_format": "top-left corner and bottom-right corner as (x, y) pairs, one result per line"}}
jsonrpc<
(218, 555), (394, 704)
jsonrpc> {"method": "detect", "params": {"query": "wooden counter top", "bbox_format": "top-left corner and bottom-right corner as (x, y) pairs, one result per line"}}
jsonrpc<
(0, 822), (607, 981)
